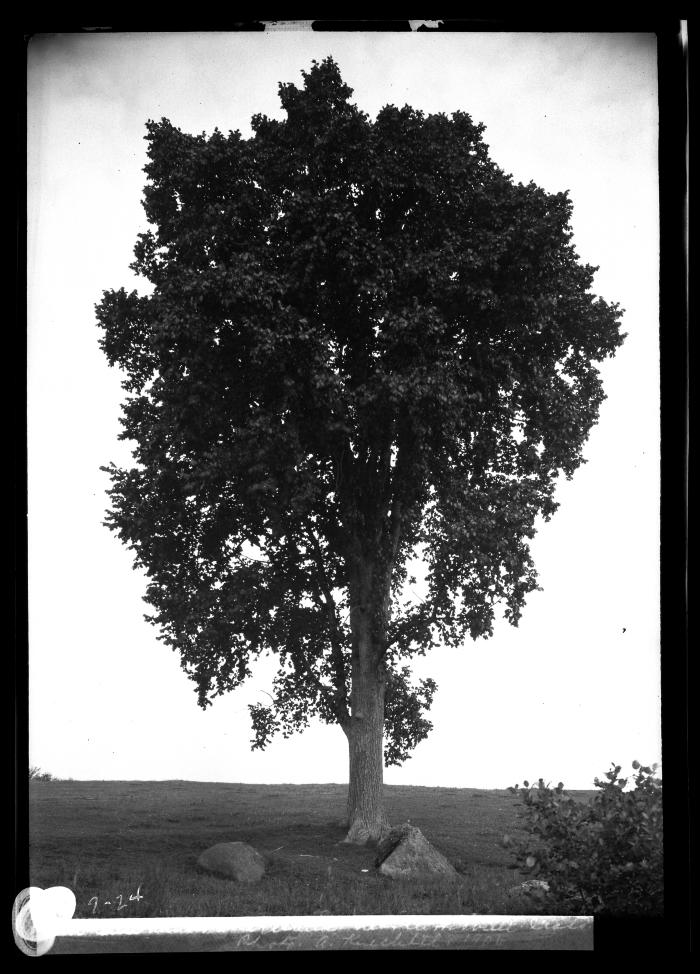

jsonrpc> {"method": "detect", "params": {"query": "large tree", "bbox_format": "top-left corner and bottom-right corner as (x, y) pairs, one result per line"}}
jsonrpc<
(96, 58), (625, 843)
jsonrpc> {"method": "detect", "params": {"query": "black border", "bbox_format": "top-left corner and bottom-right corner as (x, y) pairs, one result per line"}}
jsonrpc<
(16, 19), (691, 956)
(14, 27), (30, 963)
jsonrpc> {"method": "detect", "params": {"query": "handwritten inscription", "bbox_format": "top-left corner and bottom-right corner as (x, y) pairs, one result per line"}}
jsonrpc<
(202, 927), (514, 951)
(87, 887), (144, 915)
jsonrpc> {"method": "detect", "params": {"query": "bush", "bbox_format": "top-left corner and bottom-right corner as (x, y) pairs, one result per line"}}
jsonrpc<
(29, 766), (54, 782)
(504, 762), (663, 916)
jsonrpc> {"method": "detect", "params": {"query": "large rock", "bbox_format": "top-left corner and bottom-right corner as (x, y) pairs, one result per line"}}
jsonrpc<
(197, 842), (265, 882)
(375, 823), (458, 881)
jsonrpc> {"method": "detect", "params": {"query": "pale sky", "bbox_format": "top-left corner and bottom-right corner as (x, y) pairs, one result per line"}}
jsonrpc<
(27, 30), (660, 789)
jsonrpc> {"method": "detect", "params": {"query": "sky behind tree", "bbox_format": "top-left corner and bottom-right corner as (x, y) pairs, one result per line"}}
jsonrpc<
(27, 30), (660, 788)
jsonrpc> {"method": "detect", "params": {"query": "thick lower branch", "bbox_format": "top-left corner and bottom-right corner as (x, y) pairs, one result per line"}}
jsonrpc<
(304, 521), (350, 723)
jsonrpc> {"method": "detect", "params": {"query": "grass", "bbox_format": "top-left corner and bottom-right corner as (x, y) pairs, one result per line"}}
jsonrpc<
(28, 780), (597, 920)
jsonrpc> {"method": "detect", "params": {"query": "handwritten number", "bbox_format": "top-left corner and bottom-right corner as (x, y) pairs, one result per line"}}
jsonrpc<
(89, 886), (143, 913)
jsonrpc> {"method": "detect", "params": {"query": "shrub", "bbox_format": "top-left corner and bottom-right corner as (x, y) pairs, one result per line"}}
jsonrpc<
(504, 762), (663, 916)
(29, 766), (54, 782)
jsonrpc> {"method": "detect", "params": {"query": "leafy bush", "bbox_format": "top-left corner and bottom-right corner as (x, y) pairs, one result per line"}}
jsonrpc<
(504, 762), (663, 916)
(29, 766), (54, 782)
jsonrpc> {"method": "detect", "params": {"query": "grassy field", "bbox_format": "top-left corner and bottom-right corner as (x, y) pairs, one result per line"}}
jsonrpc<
(28, 780), (596, 919)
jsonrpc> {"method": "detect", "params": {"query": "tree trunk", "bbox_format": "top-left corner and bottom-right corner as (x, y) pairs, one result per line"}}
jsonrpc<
(340, 546), (394, 844)
(342, 645), (390, 844)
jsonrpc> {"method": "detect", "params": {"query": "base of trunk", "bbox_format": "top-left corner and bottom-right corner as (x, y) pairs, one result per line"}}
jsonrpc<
(343, 809), (391, 845)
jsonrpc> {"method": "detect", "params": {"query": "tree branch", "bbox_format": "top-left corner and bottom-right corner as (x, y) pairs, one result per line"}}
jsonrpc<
(304, 520), (350, 723)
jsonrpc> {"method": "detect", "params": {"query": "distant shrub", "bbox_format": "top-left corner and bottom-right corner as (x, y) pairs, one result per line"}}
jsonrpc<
(29, 766), (54, 782)
(505, 762), (663, 916)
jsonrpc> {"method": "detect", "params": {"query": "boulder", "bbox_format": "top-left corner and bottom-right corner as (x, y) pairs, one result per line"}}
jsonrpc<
(197, 842), (265, 882)
(375, 823), (458, 881)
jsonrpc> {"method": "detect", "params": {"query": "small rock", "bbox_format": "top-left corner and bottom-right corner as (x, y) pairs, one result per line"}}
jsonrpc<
(197, 842), (265, 882)
(508, 879), (550, 897)
(375, 823), (458, 881)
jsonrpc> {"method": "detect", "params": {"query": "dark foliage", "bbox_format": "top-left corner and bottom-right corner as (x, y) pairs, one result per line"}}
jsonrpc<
(96, 58), (625, 764)
(506, 763), (663, 915)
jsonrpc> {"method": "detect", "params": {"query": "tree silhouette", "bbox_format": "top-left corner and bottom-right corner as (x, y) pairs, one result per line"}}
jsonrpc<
(96, 58), (625, 842)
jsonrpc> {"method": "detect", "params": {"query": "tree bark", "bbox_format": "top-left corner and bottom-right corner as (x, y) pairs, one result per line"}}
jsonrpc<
(342, 555), (391, 844)
(343, 659), (390, 843)
(342, 480), (399, 844)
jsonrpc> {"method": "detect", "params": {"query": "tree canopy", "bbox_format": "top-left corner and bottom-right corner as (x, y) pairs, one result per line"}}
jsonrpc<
(96, 58), (625, 786)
